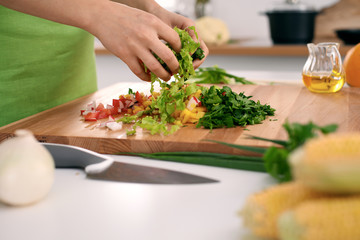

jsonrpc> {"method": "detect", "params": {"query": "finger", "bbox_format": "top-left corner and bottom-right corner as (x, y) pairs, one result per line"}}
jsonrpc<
(157, 24), (182, 53)
(186, 25), (200, 43)
(140, 50), (172, 81)
(150, 40), (179, 76)
(126, 57), (151, 82)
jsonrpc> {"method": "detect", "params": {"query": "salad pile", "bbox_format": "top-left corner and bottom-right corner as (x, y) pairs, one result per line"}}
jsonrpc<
(81, 27), (275, 135)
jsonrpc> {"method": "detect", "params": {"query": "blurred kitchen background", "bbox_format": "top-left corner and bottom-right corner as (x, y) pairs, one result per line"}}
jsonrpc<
(95, 0), (360, 89)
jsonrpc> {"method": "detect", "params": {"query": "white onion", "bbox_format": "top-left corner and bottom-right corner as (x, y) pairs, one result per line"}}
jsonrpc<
(0, 130), (55, 206)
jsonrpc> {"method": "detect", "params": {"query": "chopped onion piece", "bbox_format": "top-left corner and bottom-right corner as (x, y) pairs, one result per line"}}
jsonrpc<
(106, 122), (123, 131)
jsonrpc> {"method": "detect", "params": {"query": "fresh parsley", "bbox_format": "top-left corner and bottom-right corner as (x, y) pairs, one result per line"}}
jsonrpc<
(197, 85), (275, 129)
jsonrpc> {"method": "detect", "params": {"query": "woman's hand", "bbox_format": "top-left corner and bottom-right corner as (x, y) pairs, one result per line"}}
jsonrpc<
(149, 5), (209, 69)
(88, 2), (182, 81)
(88, 1), (209, 81)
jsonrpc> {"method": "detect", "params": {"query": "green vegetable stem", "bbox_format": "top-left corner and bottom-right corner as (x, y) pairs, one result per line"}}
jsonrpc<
(188, 66), (254, 85)
(125, 152), (266, 172)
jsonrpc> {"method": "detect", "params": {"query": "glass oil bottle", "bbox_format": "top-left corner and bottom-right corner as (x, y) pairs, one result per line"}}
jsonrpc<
(302, 42), (345, 93)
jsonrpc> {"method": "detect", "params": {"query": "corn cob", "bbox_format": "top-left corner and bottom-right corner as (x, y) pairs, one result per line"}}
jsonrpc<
(278, 194), (360, 240)
(240, 181), (327, 239)
(290, 133), (360, 194)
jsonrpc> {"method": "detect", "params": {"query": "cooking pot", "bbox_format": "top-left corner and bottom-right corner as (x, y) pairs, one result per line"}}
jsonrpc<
(265, 0), (319, 44)
(335, 29), (360, 45)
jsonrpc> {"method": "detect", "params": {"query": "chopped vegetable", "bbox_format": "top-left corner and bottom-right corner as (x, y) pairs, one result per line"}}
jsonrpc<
(129, 116), (180, 136)
(197, 85), (275, 129)
(240, 181), (328, 239)
(188, 66), (254, 85)
(290, 133), (360, 194)
(80, 26), (274, 136)
(278, 195), (360, 240)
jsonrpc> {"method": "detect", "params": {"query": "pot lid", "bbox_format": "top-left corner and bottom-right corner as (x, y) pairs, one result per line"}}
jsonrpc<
(266, 0), (316, 12)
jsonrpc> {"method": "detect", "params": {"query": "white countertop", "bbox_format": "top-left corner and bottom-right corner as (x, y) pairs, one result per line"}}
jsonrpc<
(0, 155), (276, 240)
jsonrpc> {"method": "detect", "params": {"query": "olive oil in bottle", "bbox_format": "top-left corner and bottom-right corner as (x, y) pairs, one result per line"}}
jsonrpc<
(302, 71), (345, 93)
(303, 42), (346, 93)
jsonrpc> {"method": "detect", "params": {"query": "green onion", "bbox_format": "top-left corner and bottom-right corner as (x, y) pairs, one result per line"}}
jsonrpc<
(121, 152), (265, 172)
(188, 66), (254, 85)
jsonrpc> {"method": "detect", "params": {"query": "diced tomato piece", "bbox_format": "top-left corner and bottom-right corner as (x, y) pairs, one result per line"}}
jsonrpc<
(108, 106), (118, 115)
(80, 110), (85, 116)
(119, 95), (127, 105)
(98, 109), (111, 119)
(112, 99), (120, 108)
(96, 103), (105, 111)
(135, 91), (143, 104)
(84, 111), (100, 121)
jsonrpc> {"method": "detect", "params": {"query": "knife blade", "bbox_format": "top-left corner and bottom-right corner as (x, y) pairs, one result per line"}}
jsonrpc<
(41, 143), (218, 184)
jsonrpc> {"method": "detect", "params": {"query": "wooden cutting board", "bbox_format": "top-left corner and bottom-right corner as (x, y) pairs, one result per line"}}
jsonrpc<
(1, 83), (359, 155)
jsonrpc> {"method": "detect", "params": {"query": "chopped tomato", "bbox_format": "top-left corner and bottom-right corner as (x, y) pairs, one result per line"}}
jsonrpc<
(119, 95), (127, 105)
(135, 91), (143, 104)
(109, 106), (118, 115)
(84, 112), (100, 121)
(96, 103), (105, 111)
(97, 109), (109, 119)
(112, 99), (120, 109)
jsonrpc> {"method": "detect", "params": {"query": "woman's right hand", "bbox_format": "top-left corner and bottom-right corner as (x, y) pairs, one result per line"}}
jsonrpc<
(87, 1), (182, 82)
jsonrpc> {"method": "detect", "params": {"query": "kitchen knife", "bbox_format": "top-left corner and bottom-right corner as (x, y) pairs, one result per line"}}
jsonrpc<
(41, 143), (218, 184)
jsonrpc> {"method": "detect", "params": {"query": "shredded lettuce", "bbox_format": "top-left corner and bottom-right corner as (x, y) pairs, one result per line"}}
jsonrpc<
(149, 26), (203, 85)
(120, 26), (204, 135)
(148, 27), (205, 123)
(126, 116), (181, 136)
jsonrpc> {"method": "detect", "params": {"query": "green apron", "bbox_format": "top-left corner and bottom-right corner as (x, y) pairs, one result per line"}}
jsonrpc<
(0, 6), (97, 127)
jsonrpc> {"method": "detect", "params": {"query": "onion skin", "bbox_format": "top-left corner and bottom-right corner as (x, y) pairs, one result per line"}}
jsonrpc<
(0, 130), (55, 206)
